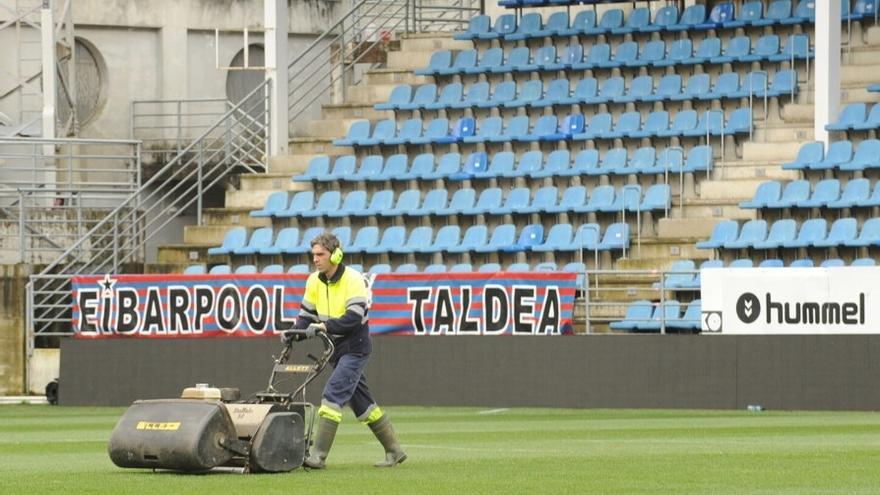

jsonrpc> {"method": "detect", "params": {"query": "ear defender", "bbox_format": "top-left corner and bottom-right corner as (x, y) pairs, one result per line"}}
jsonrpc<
(330, 246), (344, 265)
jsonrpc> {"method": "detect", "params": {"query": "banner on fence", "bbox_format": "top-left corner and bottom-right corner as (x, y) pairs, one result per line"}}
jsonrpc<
(71, 272), (577, 338)
(701, 267), (877, 335)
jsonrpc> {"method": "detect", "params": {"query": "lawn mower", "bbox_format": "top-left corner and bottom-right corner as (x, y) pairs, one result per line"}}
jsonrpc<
(108, 327), (334, 473)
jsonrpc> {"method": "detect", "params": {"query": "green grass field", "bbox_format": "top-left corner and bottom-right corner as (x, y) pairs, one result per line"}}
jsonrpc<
(2, 405), (880, 494)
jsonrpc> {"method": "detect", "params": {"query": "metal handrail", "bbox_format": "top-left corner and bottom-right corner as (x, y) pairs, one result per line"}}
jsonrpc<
(27, 79), (271, 338)
(747, 71), (768, 143)
(620, 184), (641, 259)
(661, 146), (684, 217)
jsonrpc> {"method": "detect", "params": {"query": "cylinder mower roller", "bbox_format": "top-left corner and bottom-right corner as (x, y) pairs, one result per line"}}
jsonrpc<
(108, 327), (333, 473)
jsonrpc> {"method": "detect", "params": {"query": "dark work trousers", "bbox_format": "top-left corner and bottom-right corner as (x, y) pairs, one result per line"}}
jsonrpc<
(323, 352), (375, 417)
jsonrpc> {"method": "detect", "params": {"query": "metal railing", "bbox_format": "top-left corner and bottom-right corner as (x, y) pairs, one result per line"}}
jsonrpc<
(287, 0), (482, 128)
(130, 98), (229, 158)
(0, 137), (141, 263)
(26, 79), (271, 339)
(583, 268), (701, 335)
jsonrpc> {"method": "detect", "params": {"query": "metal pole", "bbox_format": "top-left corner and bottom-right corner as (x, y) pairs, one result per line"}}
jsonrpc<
(112, 214), (119, 272)
(19, 190), (25, 263)
(790, 35), (796, 105)
(176, 100), (182, 155)
(197, 140), (204, 226)
(621, 185), (640, 259)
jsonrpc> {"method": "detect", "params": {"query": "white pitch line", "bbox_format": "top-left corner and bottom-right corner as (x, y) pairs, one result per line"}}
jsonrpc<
(477, 408), (509, 415)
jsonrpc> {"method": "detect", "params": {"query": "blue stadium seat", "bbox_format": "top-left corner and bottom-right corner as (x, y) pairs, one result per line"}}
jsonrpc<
(506, 150), (544, 178)
(578, 185), (614, 213)
(421, 225), (461, 253)
(609, 300), (653, 331)
(361, 118), (397, 145)
(506, 12), (541, 41)
(782, 141), (824, 170)
(598, 223), (630, 251)
(274, 191), (313, 219)
(658, 110), (697, 137)
(673, 74), (710, 102)
(333, 120), (370, 146)
(759, 259), (785, 269)
(568, 223), (601, 252)
(414, 50), (451, 76)
(477, 263), (500, 273)
(811, 140), (853, 170)
(425, 84), (462, 111)
(329, 190), (367, 218)
(817, 259), (844, 268)
(331, 226), (352, 251)
(559, 10), (596, 36)
(723, 219), (768, 249)
(790, 258), (815, 268)
(640, 301), (682, 332)
(852, 258), (877, 266)
(797, 179), (840, 208)
(286, 227), (323, 255)
(697, 220), (739, 249)
(656, 38), (693, 67)
(533, 223), (573, 253)
(752, 219), (797, 249)
(613, 7), (650, 34)
(503, 224), (544, 252)
(562, 262), (586, 289)
(615, 75), (654, 103)
(573, 112), (612, 140)
(530, 149), (570, 179)
(480, 13), (516, 40)
(725, 107), (753, 135)
(627, 146), (656, 175)
(546, 185), (587, 213)
(828, 178), (871, 208)
(520, 115), (558, 142)
(567, 149), (599, 176)
(463, 116), (503, 144)
(438, 49), (477, 75)
(814, 218), (858, 248)
(436, 188), (476, 216)
(537, 10), (569, 37)
(741, 181), (782, 209)
(628, 111), (668, 140)
(208, 227), (247, 255)
(476, 224), (517, 253)
(669, 4), (706, 31)
(457, 151), (497, 180)
(184, 264), (206, 275)
(772, 33), (813, 62)
(293, 156), (330, 182)
(477, 81), (516, 109)
(366, 226), (406, 254)
(466, 48), (503, 75)
(560, 77), (598, 105)
(502, 78), (541, 108)
(397, 84), (436, 111)
(413, 152), (456, 180)
(685, 110), (724, 137)
(845, 218), (880, 247)
(534, 79), (570, 107)
(667, 300), (702, 332)
(604, 41), (638, 68)
(375, 84), (412, 111)
(285, 264), (308, 274)
(576, 43), (611, 70)
(849, 0), (878, 20)
(448, 224), (488, 254)
(490, 115), (530, 143)
(409, 118), (448, 145)
(348, 155), (383, 181)
(783, 218), (827, 248)
(536, 45), (565, 71)
(495, 186), (531, 215)
(685, 37), (720, 65)
(754, 1), (792, 26)
(592, 8), (624, 33)
(423, 263), (447, 273)
(235, 265), (257, 274)
(535, 262), (557, 272)
(635, 40), (667, 67)
(432, 116), (474, 144)
(859, 181), (880, 207)
(393, 226), (433, 254)
(454, 14), (490, 40)
(259, 227), (299, 256)
(645, 75), (681, 102)
(604, 185), (642, 213)
(383, 120), (421, 146)
(251, 191), (289, 218)
(344, 226), (378, 255)
(408, 188), (448, 217)
(851, 104), (880, 132)
(641, 184), (671, 211)
(209, 265), (231, 275)
(767, 69), (799, 97)
(839, 139), (880, 171)
(711, 36), (750, 64)
(646, 147), (684, 175)
(588, 148), (627, 176)
(682, 145), (714, 173)
(725, 1), (762, 28)
(463, 187), (503, 215)
(826, 103), (867, 131)
(783, 0), (816, 24)
(704, 72), (740, 100)
(317, 155), (356, 182)
(557, 43), (585, 69)
(698, 2), (734, 29)
(368, 264), (392, 275)
(765, 180), (809, 209)
(644, 5), (679, 32)
(451, 82), (490, 109)
(605, 111), (642, 139)
(373, 154), (408, 182)
(492, 47), (531, 75)
(687, 260), (724, 289)
(653, 260), (696, 289)
(302, 190), (340, 218)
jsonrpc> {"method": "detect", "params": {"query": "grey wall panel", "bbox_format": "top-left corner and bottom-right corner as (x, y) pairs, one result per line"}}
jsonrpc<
(61, 335), (880, 410)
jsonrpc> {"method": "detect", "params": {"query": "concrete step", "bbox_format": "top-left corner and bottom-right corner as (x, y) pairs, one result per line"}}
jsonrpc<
(157, 244), (211, 265)
(145, 263), (188, 275)
(239, 173), (312, 193)
(365, 68), (431, 86)
(659, 216), (738, 238)
(711, 162), (802, 181)
(307, 118), (362, 139)
(387, 50), (436, 71)
(289, 137), (351, 156)
(345, 84), (399, 106)
(202, 207), (271, 228)
(225, 189), (277, 209)
(183, 225), (234, 245)
(700, 178), (768, 201)
(400, 34), (473, 53)
(841, 62), (880, 86)
(619, 236), (706, 261)
(270, 154), (325, 175)
(753, 124), (815, 142)
(742, 140), (802, 163)
(322, 102), (392, 121)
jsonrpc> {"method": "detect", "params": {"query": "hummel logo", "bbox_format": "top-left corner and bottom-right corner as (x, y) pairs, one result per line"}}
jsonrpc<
(736, 292), (761, 324)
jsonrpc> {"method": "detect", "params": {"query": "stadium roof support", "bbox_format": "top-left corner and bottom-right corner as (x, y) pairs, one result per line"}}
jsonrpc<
(265, 0), (288, 157)
(815, 0), (842, 146)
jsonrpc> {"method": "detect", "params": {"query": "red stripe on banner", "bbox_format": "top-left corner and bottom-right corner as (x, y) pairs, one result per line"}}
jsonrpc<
(73, 274), (309, 284)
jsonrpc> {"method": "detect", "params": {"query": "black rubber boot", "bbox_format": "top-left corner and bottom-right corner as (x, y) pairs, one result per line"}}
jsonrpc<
(304, 416), (338, 469)
(368, 415), (407, 467)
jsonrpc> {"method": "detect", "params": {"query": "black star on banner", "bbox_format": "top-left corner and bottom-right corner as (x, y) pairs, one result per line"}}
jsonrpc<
(99, 274), (116, 296)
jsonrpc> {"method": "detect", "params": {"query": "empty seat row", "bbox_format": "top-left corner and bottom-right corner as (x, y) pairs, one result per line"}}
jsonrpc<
(741, 178), (880, 210)
(188, 261), (589, 277)
(418, 35), (811, 78)
(208, 222), (632, 258)
(476, 1), (835, 42)
(825, 102), (880, 133)
(186, 264), (311, 275)
(609, 299), (701, 333)
(378, 70), (798, 112)
(334, 108), (752, 148)
(697, 217), (880, 250)
(295, 146), (712, 184)
(782, 139), (880, 172)
(252, 184), (670, 221)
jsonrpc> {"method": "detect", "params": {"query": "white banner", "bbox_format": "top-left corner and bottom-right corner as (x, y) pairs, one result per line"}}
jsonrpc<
(701, 267), (877, 335)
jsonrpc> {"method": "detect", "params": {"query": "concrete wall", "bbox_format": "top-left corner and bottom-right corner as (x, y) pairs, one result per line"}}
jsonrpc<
(0, 264), (28, 395)
(61, 335), (880, 410)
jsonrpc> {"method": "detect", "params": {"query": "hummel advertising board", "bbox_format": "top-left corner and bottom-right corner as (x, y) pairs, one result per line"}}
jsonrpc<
(701, 268), (876, 334)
